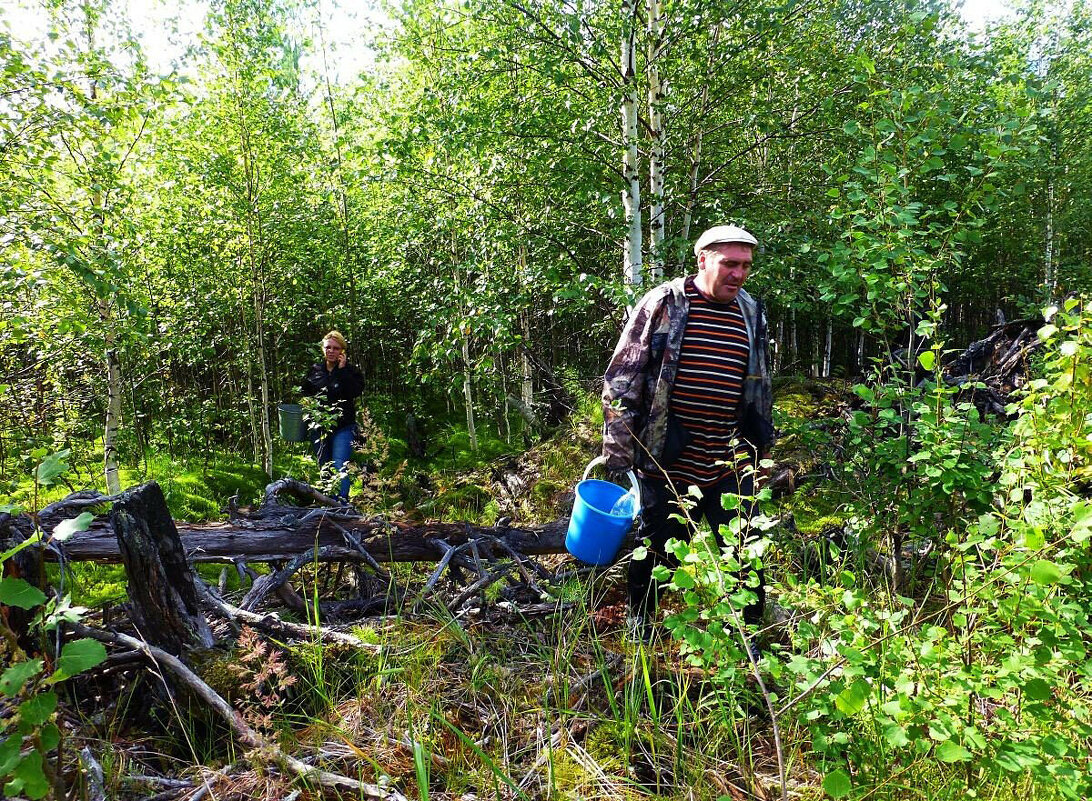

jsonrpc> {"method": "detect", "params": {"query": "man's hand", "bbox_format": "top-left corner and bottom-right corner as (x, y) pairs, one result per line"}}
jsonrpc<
(605, 469), (632, 487)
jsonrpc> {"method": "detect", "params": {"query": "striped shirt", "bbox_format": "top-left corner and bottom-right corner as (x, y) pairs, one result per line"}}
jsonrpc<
(663, 277), (750, 487)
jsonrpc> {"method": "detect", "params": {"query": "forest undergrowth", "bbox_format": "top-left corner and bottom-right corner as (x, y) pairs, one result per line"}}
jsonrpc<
(3, 302), (1092, 801)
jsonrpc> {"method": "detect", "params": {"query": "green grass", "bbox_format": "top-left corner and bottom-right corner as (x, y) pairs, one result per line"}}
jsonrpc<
(10, 381), (1088, 800)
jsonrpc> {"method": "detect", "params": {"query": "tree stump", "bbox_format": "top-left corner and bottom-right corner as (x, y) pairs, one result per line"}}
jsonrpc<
(112, 482), (214, 654)
(1, 512), (45, 652)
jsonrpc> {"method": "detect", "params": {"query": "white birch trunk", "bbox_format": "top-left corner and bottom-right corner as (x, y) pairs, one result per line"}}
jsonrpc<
(256, 311), (274, 477)
(774, 318), (784, 374)
(519, 247), (534, 414)
(86, 45), (122, 495)
(234, 78), (273, 477)
(823, 317), (833, 378)
(103, 333), (122, 495)
(621, 0), (642, 287)
(811, 324), (820, 378)
(245, 362), (261, 468)
(790, 308), (798, 366)
(462, 334), (478, 453)
(1045, 168), (1055, 302)
(646, 0), (665, 282)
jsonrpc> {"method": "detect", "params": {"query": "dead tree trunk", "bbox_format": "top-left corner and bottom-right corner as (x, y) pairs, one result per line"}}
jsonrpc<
(111, 482), (214, 654)
(1, 512), (45, 650)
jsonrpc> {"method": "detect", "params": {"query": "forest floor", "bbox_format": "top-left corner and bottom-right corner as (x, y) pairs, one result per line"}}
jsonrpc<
(5, 379), (1075, 801)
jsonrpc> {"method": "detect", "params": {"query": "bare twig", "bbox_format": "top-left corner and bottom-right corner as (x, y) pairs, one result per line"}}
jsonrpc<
(193, 580), (379, 651)
(72, 624), (405, 800)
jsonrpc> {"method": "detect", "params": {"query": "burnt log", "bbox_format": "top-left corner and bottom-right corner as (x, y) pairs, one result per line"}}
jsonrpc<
(22, 483), (570, 566)
(1, 511), (46, 650)
(942, 316), (1045, 418)
(111, 482), (214, 653)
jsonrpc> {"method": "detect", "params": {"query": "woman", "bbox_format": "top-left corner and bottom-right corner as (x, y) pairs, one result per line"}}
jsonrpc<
(301, 330), (364, 500)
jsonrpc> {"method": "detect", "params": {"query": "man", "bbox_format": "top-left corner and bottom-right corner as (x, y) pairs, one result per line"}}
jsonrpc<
(601, 224), (774, 641)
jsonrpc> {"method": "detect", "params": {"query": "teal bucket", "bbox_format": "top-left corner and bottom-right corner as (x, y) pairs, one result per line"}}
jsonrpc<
(565, 457), (641, 566)
(277, 403), (306, 442)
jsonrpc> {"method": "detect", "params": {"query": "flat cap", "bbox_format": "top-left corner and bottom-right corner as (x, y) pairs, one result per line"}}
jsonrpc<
(693, 224), (758, 256)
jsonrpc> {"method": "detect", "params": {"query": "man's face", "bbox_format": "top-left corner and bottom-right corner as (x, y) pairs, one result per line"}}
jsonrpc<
(695, 242), (754, 302)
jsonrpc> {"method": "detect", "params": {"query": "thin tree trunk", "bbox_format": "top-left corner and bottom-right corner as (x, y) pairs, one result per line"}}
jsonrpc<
(245, 366), (261, 468)
(103, 338), (123, 495)
(823, 317), (833, 378)
(1045, 157), (1055, 303)
(790, 308), (798, 368)
(774, 317), (784, 374)
(462, 334), (478, 453)
(498, 351), (510, 444)
(256, 304), (274, 477)
(233, 62), (273, 477)
(86, 47), (122, 495)
(646, 0), (665, 283)
(621, 0), (642, 288)
(811, 323), (820, 378)
(518, 246), (534, 417)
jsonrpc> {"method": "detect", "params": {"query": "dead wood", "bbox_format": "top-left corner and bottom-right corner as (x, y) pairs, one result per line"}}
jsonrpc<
(942, 315), (1045, 416)
(29, 482), (569, 566)
(72, 623), (407, 801)
(111, 482), (214, 654)
(192, 580), (380, 650)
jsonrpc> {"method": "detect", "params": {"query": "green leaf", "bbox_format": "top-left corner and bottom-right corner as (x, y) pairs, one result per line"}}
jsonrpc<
(0, 734), (23, 774)
(34, 449), (71, 487)
(883, 724), (909, 747)
(38, 723), (60, 751)
(1030, 560), (1062, 585)
(917, 351), (936, 371)
(18, 692), (57, 726)
(53, 512), (93, 542)
(835, 678), (871, 715)
(1024, 678), (1052, 701)
(0, 578), (47, 610)
(978, 514), (1000, 537)
(1036, 324), (1058, 341)
(671, 568), (695, 590)
(0, 660), (44, 697)
(935, 740), (972, 762)
(49, 639), (107, 682)
(822, 768), (852, 798)
(13, 749), (50, 799)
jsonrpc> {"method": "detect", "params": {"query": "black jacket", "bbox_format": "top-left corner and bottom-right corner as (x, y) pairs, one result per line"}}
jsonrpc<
(301, 362), (364, 431)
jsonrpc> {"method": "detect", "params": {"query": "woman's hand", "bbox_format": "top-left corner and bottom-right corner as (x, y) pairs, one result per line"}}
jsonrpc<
(338, 351), (347, 368)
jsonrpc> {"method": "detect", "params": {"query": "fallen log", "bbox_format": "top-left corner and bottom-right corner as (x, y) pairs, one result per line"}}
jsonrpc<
(11, 487), (569, 565)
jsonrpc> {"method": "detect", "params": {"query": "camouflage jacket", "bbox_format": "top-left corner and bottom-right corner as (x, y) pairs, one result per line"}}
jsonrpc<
(601, 277), (773, 473)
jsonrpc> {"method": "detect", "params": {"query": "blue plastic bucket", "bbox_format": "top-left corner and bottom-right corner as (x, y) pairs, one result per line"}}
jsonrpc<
(565, 457), (640, 565)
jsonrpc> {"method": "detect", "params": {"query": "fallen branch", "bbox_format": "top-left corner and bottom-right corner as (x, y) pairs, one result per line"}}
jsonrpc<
(72, 624), (405, 801)
(193, 580), (380, 651)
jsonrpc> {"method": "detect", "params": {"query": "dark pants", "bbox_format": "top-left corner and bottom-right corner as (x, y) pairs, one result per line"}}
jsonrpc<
(628, 471), (765, 625)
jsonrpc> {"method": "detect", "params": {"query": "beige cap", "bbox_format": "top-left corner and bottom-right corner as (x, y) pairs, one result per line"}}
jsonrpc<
(693, 224), (758, 256)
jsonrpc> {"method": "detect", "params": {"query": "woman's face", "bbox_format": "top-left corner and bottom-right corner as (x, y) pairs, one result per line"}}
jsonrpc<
(323, 339), (344, 366)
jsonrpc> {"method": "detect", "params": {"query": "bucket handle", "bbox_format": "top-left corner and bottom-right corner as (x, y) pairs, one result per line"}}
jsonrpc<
(581, 456), (641, 514)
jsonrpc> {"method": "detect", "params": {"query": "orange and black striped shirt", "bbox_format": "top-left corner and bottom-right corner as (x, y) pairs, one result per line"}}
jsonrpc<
(663, 277), (750, 487)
